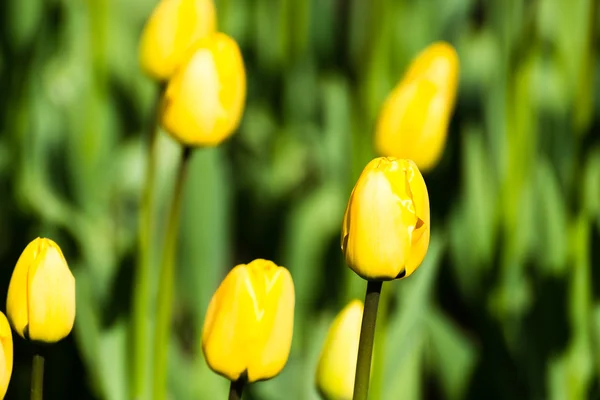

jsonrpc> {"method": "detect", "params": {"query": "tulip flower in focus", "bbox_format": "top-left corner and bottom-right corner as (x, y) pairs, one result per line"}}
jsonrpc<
(160, 32), (246, 147)
(0, 312), (12, 399)
(6, 238), (76, 343)
(316, 300), (363, 400)
(202, 259), (294, 383)
(342, 157), (430, 281)
(375, 42), (459, 172)
(139, 0), (216, 80)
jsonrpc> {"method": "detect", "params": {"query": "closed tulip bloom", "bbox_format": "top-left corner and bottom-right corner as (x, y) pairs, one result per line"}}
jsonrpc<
(6, 238), (76, 343)
(375, 42), (459, 172)
(139, 0), (216, 80)
(0, 313), (12, 399)
(160, 32), (246, 146)
(342, 157), (430, 281)
(202, 259), (294, 383)
(316, 300), (363, 400)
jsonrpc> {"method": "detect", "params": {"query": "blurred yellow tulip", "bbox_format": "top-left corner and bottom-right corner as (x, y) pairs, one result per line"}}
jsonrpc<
(342, 157), (430, 280)
(316, 300), (363, 400)
(6, 238), (76, 343)
(202, 259), (294, 383)
(160, 32), (246, 147)
(375, 42), (459, 172)
(139, 0), (217, 80)
(0, 312), (12, 400)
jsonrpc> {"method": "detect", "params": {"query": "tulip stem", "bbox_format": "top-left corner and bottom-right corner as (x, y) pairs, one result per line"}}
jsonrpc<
(228, 379), (245, 400)
(152, 145), (193, 400)
(31, 352), (44, 400)
(353, 280), (382, 400)
(370, 285), (391, 400)
(132, 83), (164, 399)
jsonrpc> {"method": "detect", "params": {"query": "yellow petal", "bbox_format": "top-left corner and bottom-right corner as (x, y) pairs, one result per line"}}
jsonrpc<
(402, 41), (459, 104)
(342, 158), (430, 280)
(6, 238), (41, 338)
(246, 264), (294, 382)
(399, 160), (430, 278)
(341, 186), (355, 251)
(6, 238), (75, 343)
(0, 312), (12, 399)
(316, 300), (363, 400)
(28, 241), (76, 343)
(202, 259), (294, 383)
(160, 32), (246, 147)
(375, 79), (448, 171)
(139, 0), (216, 80)
(374, 41), (459, 172)
(0, 343), (5, 400)
(202, 265), (251, 381)
(343, 158), (416, 280)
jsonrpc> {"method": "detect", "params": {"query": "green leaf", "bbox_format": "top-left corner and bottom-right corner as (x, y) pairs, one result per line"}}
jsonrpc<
(582, 147), (600, 221)
(426, 308), (477, 400)
(592, 304), (600, 381)
(319, 75), (352, 182)
(254, 0), (288, 71)
(252, 316), (330, 400)
(533, 157), (568, 275)
(265, 129), (311, 199)
(73, 268), (107, 399)
(169, 344), (229, 400)
(6, 0), (43, 49)
(178, 147), (231, 332)
(283, 184), (346, 348)
(547, 356), (569, 400)
(98, 321), (130, 400)
(461, 124), (498, 268)
(457, 27), (501, 93)
(384, 334), (423, 400)
(384, 235), (445, 395)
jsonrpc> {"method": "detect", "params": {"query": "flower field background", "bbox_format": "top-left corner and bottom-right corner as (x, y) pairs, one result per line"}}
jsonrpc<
(0, 0), (599, 399)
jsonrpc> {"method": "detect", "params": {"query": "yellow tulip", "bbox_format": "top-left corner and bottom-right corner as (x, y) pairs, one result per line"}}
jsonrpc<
(0, 312), (12, 399)
(202, 259), (294, 383)
(6, 238), (76, 343)
(342, 157), (430, 280)
(375, 41), (459, 172)
(160, 32), (246, 146)
(139, 0), (217, 80)
(316, 300), (363, 400)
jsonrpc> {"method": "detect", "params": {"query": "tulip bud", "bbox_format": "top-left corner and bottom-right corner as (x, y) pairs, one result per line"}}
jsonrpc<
(316, 300), (363, 400)
(160, 32), (246, 147)
(375, 42), (459, 172)
(6, 238), (76, 343)
(202, 259), (295, 383)
(139, 0), (217, 80)
(0, 312), (12, 399)
(342, 157), (430, 281)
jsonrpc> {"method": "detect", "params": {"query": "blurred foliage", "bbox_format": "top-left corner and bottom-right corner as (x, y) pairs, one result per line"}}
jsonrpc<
(0, 0), (599, 399)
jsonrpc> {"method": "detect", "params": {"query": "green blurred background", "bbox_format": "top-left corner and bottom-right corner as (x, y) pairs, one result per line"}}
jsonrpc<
(1, 0), (600, 399)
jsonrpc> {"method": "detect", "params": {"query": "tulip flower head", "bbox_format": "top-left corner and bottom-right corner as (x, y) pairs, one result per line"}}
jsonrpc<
(375, 42), (459, 172)
(342, 157), (430, 281)
(202, 259), (295, 383)
(6, 238), (76, 343)
(139, 0), (217, 80)
(316, 300), (363, 400)
(160, 32), (247, 147)
(0, 312), (12, 399)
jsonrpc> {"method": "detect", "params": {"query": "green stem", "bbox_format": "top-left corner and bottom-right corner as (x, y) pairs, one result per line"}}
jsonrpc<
(228, 379), (245, 400)
(370, 284), (391, 400)
(353, 280), (383, 400)
(131, 84), (164, 399)
(31, 353), (44, 400)
(151, 146), (193, 400)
